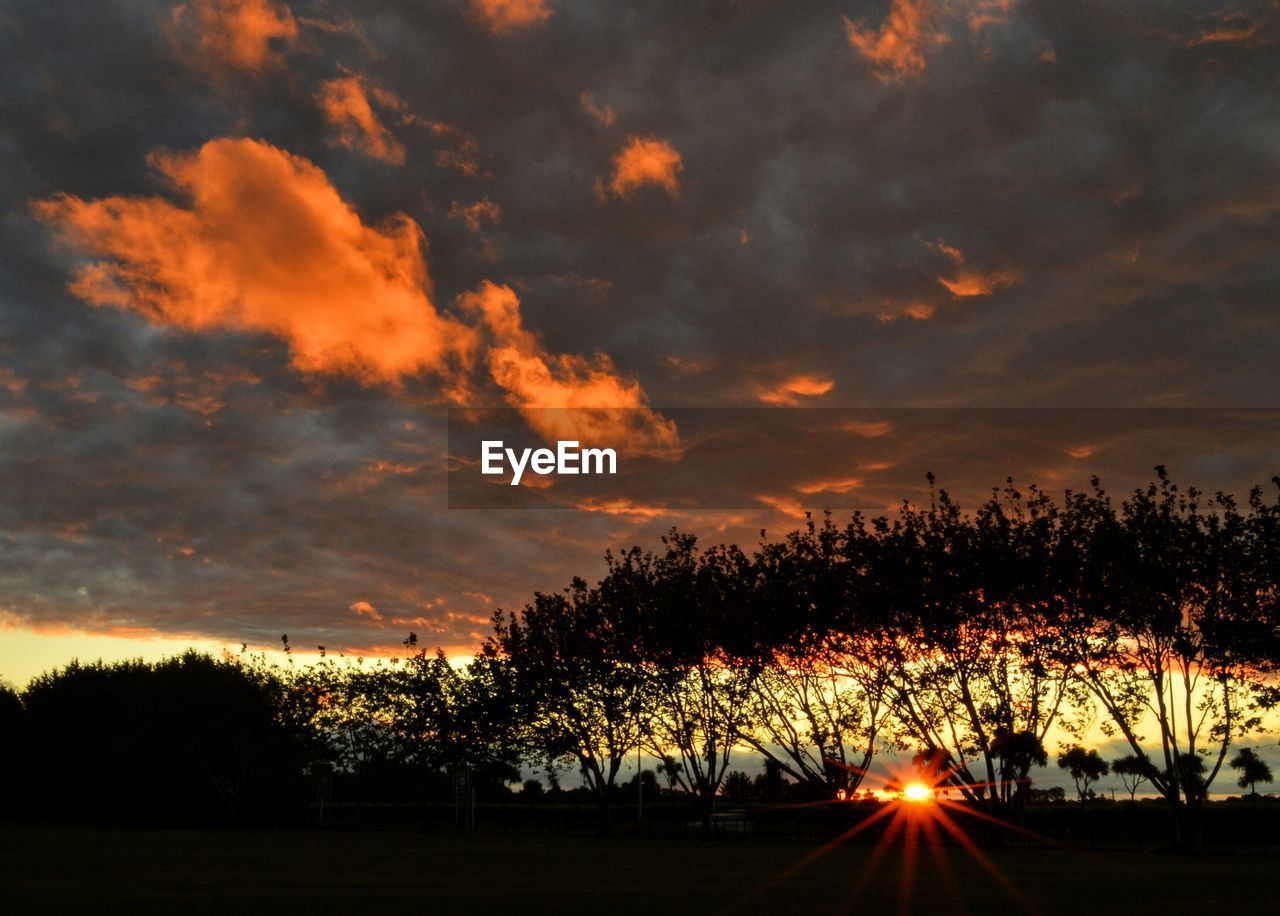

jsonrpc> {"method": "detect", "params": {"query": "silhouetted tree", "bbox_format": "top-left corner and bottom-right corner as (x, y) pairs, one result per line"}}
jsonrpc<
(1059, 471), (1279, 847)
(22, 652), (314, 825)
(1111, 753), (1159, 801)
(1058, 746), (1109, 803)
(741, 516), (887, 799)
(488, 579), (645, 833)
(1230, 747), (1273, 796)
(618, 534), (758, 833)
(870, 481), (1080, 812)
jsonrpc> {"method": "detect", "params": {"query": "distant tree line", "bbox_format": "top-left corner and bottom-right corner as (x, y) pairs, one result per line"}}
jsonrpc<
(2, 470), (1277, 851)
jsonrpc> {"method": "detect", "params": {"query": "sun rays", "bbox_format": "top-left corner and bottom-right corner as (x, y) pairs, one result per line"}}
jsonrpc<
(725, 759), (1065, 915)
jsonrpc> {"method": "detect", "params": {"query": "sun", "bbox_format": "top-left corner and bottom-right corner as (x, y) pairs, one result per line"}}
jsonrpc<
(901, 781), (933, 803)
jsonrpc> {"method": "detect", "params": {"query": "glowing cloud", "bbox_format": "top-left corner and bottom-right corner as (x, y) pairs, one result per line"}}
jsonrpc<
(878, 302), (937, 322)
(795, 477), (863, 495)
(757, 374), (835, 406)
(844, 0), (938, 78)
(967, 0), (1016, 34)
(349, 600), (384, 622)
(459, 281), (679, 452)
(317, 75), (406, 164)
(938, 270), (1013, 297)
(470, 0), (552, 34)
(609, 136), (684, 198)
(35, 138), (476, 385)
(1184, 11), (1275, 48)
(169, 0), (299, 75)
(38, 139), (673, 448)
(930, 240), (1015, 298)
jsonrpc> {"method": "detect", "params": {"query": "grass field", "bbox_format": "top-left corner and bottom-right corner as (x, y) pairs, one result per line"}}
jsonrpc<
(2, 822), (1277, 914)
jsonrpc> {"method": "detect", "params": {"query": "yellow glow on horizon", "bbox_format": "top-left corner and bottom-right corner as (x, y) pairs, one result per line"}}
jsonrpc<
(0, 623), (482, 689)
(0, 624), (237, 688)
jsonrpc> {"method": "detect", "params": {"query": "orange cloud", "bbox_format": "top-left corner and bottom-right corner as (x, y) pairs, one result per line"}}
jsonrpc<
(967, 0), (1016, 33)
(795, 477), (863, 495)
(756, 494), (808, 520)
(38, 139), (674, 448)
(938, 269), (1014, 297)
(878, 302), (937, 322)
(421, 120), (483, 177)
(169, 0), (298, 75)
(1184, 11), (1276, 48)
(35, 137), (476, 386)
(459, 281), (679, 452)
(837, 419), (893, 438)
(580, 92), (617, 126)
(929, 240), (1015, 297)
(609, 136), (683, 198)
(349, 600), (384, 622)
(317, 75), (406, 164)
(757, 374), (835, 406)
(843, 0), (939, 78)
(573, 499), (670, 519)
(470, 0), (553, 34)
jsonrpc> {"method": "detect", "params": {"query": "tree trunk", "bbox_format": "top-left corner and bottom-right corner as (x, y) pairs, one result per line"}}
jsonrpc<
(1172, 799), (1203, 853)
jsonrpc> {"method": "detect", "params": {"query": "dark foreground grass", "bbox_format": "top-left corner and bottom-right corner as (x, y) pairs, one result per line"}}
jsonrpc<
(2, 822), (1276, 915)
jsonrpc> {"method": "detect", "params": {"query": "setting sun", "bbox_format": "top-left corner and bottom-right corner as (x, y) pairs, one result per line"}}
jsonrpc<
(902, 782), (933, 804)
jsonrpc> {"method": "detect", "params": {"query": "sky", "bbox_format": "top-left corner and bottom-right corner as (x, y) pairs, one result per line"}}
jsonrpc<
(2, 0), (1279, 685)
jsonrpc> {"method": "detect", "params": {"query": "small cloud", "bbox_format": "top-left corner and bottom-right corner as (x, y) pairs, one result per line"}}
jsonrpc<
(458, 281), (680, 454)
(1183, 11), (1276, 48)
(580, 91), (617, 126)
(609, 136), (683, 198)
(878, 302), (937, 322)
(928, 240), (1016, 298)
(349, 600), (384, 622)
(757, 494), (808, 520)
(966, 0), (1016, 34)
(938, 269), (1015, 297)
(795, 477), (863, 495)
(168, 0), (298, 76)
(1066, 445), (1095, 459)
(843, 0), (940, 79)
(448, 198), (503, 234)
(317, 74), (406, 165)
(663, 354), (715, 376)
(573, 499), (670, 519)
(470, 0), (553, 35)
(419, 120), (483, 177)
(757, 374), (835, 406)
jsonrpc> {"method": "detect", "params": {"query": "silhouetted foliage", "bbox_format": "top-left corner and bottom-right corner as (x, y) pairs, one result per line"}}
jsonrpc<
(19, 652), (319, 825)
(4, 471), (1277, 852)
(1111, 753), (1160, 801)
(1229, 747), (1273, 796)
(1058, 747), (1110, 803)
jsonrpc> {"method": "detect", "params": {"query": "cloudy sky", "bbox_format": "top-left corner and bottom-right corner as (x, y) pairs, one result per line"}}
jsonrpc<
(1, 0), (1278, 680)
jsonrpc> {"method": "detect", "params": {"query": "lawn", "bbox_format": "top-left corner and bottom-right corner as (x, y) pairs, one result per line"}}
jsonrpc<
(1, 822), (1275, 914)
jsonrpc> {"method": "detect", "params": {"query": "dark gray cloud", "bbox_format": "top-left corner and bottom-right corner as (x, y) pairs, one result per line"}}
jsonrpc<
(1, 0), (1278, 658)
